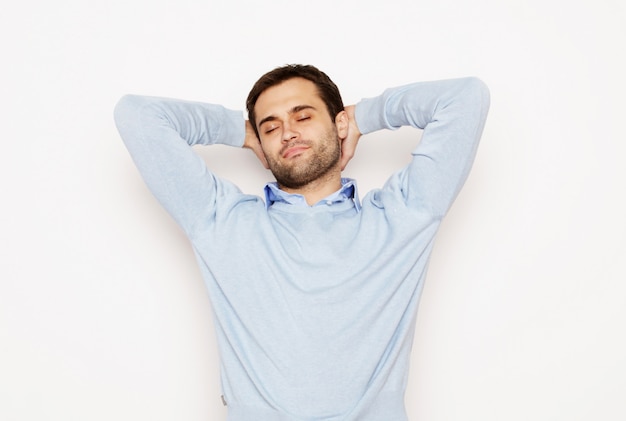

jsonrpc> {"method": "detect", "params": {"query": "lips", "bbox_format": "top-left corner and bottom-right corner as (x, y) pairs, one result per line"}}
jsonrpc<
(282, 144), (310, 159)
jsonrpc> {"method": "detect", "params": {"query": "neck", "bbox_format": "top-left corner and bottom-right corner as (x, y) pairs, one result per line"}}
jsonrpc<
(279, 170), (342, 206)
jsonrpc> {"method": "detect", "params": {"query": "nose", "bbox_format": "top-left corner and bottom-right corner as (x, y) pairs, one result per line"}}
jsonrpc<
(281, 121), (299, 143)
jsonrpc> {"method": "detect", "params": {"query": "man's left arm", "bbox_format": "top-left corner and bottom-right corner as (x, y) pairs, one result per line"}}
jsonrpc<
(352, 77), (490, 216)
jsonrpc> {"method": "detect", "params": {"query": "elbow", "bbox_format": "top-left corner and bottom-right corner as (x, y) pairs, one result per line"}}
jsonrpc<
(113, 95), (155, 146)
(113, 95), (161, 136)
(113, 94), (143, 127)
(462, 77), (491, 110)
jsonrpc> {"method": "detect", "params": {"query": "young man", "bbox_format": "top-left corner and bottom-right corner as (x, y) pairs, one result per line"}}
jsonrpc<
(114, 64), (490, 420)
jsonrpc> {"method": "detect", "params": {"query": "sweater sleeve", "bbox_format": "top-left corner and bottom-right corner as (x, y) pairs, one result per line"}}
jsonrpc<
(355, 77), (490, 217)
(113, 95), (246, 234)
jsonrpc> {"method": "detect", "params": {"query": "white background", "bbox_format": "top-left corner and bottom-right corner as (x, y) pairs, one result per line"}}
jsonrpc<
(1, 1), (625, 420)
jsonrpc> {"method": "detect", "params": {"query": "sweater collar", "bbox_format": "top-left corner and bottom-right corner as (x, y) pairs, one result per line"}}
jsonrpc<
(264, 178), (361, 212)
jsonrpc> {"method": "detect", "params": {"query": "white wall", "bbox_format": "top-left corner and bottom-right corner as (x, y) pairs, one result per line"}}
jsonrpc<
(1, 0), (624, 420)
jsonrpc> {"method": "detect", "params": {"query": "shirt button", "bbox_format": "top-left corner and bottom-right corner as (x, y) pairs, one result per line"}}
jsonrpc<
(326, 201), (333, 206)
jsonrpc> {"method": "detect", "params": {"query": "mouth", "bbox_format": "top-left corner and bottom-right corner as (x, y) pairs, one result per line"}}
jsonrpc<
(282, 145), (310, 159)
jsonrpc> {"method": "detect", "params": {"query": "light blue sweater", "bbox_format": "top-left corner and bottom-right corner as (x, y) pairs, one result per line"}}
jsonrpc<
(114, 77), (490, 420)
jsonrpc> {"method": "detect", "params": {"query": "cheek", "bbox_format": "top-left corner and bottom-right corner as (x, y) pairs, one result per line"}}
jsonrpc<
(259, 136), (279, 153)
(261, 143), (286, 164)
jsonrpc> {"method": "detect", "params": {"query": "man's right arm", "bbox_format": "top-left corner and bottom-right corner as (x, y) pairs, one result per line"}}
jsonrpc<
(243, 120), (269, 169)
(114, 95), (246, 233)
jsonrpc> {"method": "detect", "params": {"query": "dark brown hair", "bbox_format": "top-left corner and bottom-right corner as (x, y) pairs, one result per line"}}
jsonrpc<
(246, 64), (344, 137)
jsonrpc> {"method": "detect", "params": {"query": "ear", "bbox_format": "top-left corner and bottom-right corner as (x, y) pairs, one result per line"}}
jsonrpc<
(334, 110), (349, 140)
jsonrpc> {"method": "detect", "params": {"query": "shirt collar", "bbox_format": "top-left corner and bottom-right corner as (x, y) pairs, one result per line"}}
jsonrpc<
(264, 178), (361, 211)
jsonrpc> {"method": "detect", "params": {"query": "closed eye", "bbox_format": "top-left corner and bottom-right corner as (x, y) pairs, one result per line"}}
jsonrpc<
(260, 121), (279, 134)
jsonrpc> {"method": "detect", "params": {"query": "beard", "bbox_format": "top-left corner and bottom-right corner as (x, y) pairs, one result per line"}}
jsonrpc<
(265, 127), (341, 190)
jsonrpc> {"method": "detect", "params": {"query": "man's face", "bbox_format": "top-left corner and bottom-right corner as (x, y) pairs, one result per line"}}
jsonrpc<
(254, 78), (342, 189)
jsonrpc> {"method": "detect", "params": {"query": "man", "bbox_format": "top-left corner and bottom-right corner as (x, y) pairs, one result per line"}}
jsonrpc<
(114, 64), (490, 420)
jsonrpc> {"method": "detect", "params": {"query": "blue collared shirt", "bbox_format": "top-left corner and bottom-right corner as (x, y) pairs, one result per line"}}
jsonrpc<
(263, 177), (361, 211)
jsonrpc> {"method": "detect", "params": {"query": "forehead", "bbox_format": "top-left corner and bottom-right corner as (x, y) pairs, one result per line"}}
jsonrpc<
(255, 78), (323, 117)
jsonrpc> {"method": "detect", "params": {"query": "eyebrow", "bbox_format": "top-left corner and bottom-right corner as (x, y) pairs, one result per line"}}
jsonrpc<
(258, 105), (317, 128)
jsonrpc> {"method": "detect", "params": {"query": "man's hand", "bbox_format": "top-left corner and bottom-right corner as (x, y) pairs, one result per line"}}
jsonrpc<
(340, 105), (361, 171)
(243, 120), (269, 169)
